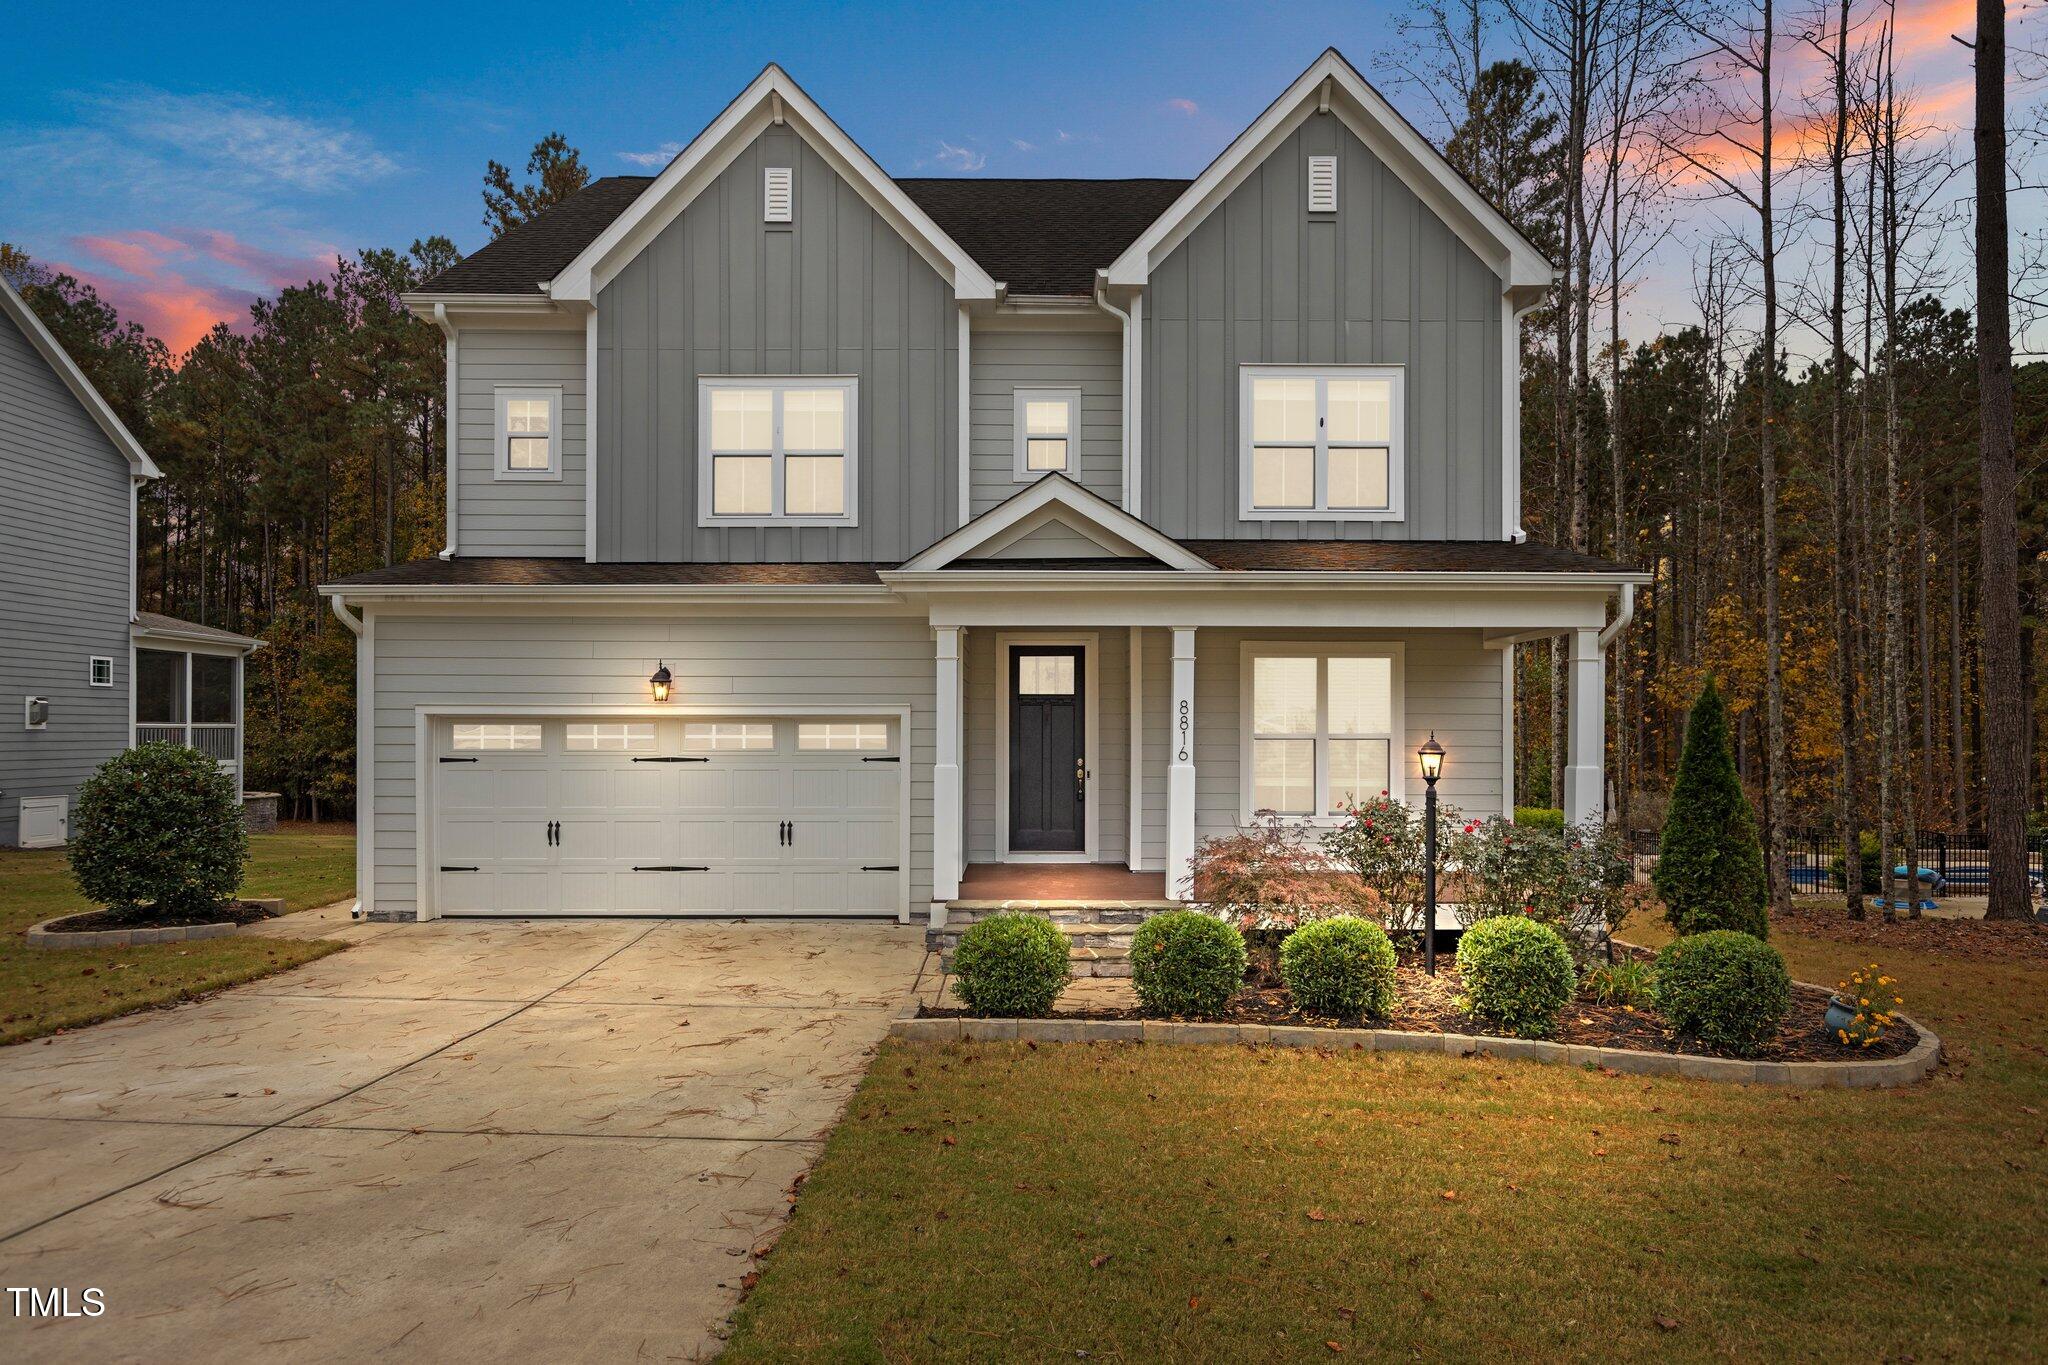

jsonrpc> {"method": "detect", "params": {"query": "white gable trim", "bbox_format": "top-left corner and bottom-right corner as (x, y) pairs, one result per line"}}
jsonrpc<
(1103, 49), (1554, 300)
(899, 474), (1212, 572)
(550, 65), (999, 303)
(972, 504), (1150, 560)
(0, 275), (161, 479)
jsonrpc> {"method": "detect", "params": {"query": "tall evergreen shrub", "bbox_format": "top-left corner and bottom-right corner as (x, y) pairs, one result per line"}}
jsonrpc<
(1652, 679), (1769, 939)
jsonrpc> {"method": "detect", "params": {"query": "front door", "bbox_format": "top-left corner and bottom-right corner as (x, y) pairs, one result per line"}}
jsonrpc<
(1009, 646), (1085, 852)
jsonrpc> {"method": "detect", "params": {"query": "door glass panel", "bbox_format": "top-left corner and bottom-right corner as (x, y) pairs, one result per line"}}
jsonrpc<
(784, 454), (845, 515)
(1016, 654), (1076, 695)
(1252, 738), (1315, 814)
(452, 723), (541, 751)
(1327, 446), (1389, 509)
(566, 722), (656, 752)
(1250, 447), (1313, 508)
(683, 722), (775, 751)
(798, 722), (889, 751)
(1251, 656), (1317, 735)
(1250, 377), (1316, 442)
(1328, 738), (1391, 810)
(1327, 656), (1392, 734)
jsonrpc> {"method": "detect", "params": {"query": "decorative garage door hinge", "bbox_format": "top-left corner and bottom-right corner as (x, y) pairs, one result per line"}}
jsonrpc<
(631, 865), (710, 872)
(632, 756), (709, 763)
(862, 865), (900, 872)
(439, 865), (479, 872)
(438, 756), (479, 763)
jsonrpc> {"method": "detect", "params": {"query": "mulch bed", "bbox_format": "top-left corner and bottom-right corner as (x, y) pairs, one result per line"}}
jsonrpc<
(48, 901), (281, 932)
(1770, 902), (2047, 963)
(923, 953), (1918, 1063)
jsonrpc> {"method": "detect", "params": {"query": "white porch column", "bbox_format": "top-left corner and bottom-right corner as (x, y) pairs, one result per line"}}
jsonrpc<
(1166, 626), (1197, 899)
(1563, 627), (1606, 826)
(933, 626), (964, 903)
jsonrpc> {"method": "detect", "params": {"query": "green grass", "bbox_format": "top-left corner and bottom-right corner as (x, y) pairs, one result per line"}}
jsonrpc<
(725, 916), (2047, 1362)
(0, 826), (356, 1045)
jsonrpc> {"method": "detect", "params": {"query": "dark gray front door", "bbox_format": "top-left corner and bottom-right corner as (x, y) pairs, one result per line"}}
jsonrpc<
(1009, 646), (1084, 851)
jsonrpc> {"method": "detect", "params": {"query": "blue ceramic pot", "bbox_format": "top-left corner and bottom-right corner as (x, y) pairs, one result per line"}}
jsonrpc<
(1823, 995), (1859, 1040)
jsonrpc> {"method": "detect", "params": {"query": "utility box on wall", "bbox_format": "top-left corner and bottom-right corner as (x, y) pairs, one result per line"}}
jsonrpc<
(23, 696), (49, 729)
(18, 796), (68, 848)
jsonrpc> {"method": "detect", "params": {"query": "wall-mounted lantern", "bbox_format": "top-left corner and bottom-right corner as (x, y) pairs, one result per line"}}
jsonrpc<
(649, 663), (673, 703)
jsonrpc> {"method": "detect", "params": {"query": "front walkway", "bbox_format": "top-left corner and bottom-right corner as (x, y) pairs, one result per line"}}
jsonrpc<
(0, 916), (925, 1362)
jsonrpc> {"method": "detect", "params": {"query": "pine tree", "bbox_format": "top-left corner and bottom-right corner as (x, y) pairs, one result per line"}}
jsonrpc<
(482, 133), (590, 238)
(1653, 679), (1769, 939)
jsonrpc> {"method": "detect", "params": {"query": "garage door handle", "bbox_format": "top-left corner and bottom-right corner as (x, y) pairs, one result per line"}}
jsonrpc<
(440, 865), (479, 872)
(633, 865), (708, 872)
(633, 756), (708, 763)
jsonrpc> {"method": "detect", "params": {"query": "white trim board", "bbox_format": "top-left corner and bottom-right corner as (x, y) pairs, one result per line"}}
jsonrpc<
(899, 473), (1212, 572)
(993, 632), (1101, 863)
(411, 702), (914, 923)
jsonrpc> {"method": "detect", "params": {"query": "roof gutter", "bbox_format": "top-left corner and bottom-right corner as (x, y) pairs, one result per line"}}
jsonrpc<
(1597, 582), (1636, 649)
(329, 594), (364, 636)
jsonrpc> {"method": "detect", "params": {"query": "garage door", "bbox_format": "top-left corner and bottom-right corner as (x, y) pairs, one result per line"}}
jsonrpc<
(432, 717), (903, 917)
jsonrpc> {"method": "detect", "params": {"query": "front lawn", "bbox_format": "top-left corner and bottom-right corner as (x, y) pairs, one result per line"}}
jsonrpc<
(725, 915), (2046, 1361)
(0, 825), (357, 1045)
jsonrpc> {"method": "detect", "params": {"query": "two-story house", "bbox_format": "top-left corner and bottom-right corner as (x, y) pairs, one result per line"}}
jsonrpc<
(1, 276), (262, 848)
(321, 49), (1645, 924)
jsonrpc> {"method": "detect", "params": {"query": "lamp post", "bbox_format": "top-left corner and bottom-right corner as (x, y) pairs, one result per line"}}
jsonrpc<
(1418, 732), (1445, 975)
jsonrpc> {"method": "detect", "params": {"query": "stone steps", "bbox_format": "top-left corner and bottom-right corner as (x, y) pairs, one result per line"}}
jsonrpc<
(930, 901), (1176, 979)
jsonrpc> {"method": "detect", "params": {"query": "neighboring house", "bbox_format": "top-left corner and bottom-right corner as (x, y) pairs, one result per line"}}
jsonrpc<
(0, 277), (261, 848)
(321, 49), (1647, 924)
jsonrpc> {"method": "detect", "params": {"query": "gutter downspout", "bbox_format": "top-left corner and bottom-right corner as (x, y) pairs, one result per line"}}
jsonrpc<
(1597, 582), (1635, 650)
(1095, 276), (1137, 515)
(328, 592), (370, 918)
(432, 304), (458, 559)
(329, 593), (363, 636)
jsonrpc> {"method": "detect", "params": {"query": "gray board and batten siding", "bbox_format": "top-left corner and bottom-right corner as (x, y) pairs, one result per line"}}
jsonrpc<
(1143, 111), (1505, 541)
(595, 123), (960, 563)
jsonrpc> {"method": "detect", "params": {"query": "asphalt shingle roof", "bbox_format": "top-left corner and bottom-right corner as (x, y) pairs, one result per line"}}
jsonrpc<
(418, 177), (653, 295)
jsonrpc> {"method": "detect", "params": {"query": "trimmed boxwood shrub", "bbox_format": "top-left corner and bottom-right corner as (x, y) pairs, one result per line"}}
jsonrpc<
(1455, 916), (1576, 1038)
(69, 742), (248, 919)
(1280, 915), (1397, 1019)
(1130, 911), (1246, 1018)
(1653, 930), (1791, 1056)
(951, 913), (1071, 1017)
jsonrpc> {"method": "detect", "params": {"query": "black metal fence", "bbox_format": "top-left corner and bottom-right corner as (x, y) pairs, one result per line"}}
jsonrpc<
(1781, 828), (2047, 897)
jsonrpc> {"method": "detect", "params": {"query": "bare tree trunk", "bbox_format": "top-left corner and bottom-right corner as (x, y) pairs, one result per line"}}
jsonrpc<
(1757, 0), (1791, 912)
(1951, 497), (1968, 831)
(1975, 0), (2032, 919)
(1827, 0), (1863, 918)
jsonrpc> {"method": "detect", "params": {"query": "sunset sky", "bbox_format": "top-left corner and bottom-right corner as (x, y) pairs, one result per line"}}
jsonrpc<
(1, 0), (2020, 360)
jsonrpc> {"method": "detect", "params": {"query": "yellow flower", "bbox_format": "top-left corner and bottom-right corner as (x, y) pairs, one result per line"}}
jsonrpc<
(1859, 998), (1870, 1007)
(1892, 996), (1902, 1005)
(1837, 1029), (1849, 1043)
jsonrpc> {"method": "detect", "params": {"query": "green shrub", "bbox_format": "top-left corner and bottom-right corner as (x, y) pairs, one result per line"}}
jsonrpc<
(1514, 806), (1566, 834)
(1653, 931), (1791, 1056)
(1828, 830), (1881, 895)
(1653, 679), (1769, 939)
(951, 913), (1071, 1017)
(1455, 916), (1576, 1038)
(69, 742), (248, 919)
(1130, 911), (1246, 1018)
(1279, 916), (1397, 1019)
(1582, 958), (1656, 1008)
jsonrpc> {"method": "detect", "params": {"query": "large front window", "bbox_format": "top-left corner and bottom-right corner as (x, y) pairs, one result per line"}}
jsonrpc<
(1239, 367), (1403, 520)
(1242, 645), (1400, 819)
(699, 378), (857, 526)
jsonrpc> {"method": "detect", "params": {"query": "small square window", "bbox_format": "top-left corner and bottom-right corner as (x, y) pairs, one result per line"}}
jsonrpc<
(88, 657), (114, 688)
(495, 388), (561, 481)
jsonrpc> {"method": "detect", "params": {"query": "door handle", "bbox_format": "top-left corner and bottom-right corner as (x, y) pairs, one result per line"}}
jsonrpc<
(788, 821), (796, 848)
(1075, 757), (1086, 803)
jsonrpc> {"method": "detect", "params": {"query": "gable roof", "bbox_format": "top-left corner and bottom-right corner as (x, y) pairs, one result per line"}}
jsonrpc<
(1103, 48), (1555, 300)
(547, 65), (998, 303)
(0, 275), (160, 479)
(134, 611), (264, 651)
(420, 177), (652, 295)
(895, 179), (1189, 296)
(898, 475), (1213, 572)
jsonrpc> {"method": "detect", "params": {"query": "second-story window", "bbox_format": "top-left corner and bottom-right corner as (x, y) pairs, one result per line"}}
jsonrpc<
(1013, 387), (1080, 480)
(698, 378), (858, 526)
(1238, 366), (1403, 520)
(495, 387), (561, 481)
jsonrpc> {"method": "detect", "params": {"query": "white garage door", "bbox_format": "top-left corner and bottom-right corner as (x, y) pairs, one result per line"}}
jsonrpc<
(432, 717), (903, 917)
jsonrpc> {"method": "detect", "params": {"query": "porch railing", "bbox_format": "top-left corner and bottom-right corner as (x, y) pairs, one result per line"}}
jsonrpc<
(136, 723), (239, 766)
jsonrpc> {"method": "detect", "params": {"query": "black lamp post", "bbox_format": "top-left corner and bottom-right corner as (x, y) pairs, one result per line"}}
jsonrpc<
(1418, 732), (1445, 975)
(649, 662), (673, 703)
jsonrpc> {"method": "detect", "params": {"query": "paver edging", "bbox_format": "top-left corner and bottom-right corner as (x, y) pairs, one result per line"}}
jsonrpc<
(25, 899), (287, 950)
(890, 999), (1942, 1088)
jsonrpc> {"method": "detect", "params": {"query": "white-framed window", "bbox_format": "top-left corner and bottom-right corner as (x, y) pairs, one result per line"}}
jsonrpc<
(797, 721), (890, 751)
(697, 377), (857, 527)
(566, 722), (656, 753)
(1012, 387), (1081, 480)
(494, 386), (562, 481)
(452, 723), (543, 752)
(682, 721), (777, 752)
(1238, 366), (1403, 521)
(88, 656), (114, 688)
(1239, 643), (1402, 821)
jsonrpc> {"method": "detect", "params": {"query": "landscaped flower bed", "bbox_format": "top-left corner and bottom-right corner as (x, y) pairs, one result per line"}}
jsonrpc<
(919, 949), (1920, 1063)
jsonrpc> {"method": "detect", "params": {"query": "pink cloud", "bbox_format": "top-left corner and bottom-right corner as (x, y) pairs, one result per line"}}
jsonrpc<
(1165, 97), (1199, 116)
(56, 226), (334, 360)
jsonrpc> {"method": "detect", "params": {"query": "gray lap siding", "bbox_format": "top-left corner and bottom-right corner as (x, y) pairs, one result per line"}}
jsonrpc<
(365, 611), (936, 919)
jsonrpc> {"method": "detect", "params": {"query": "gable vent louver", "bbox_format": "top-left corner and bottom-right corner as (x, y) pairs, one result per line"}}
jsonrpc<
(764, 166), (794, 223)
(1307, 156), (1337, 214)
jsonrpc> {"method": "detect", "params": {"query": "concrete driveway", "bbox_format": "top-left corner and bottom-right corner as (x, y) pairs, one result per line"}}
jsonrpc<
(0, 916), (927, 1362)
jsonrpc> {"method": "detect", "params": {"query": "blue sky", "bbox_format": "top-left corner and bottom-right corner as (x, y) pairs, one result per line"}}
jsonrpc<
(2, 0), (1992, 354)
